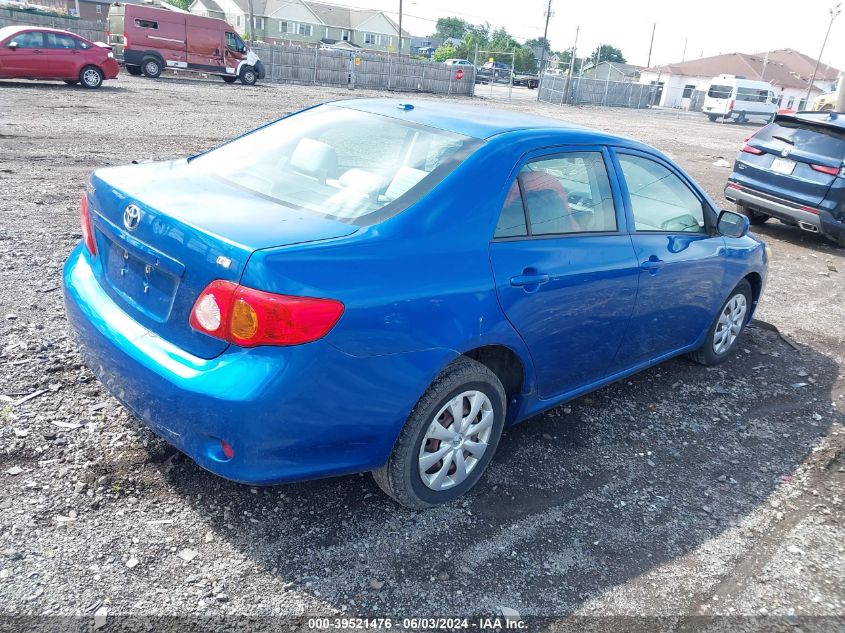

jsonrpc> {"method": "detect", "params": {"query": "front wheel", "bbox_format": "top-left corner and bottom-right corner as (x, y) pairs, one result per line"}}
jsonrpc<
(239, 66), (257, 85)
(690, 280), (752, 366)
(79, 66), (103, 89)
(372, 358), (506, 509)
(707, 114), (718, 122)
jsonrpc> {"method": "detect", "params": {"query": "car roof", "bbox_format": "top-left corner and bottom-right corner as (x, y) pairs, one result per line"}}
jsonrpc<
(775, 111), (845, 131)
(0, 25), (80, 39)
(331, 98), (637, 144)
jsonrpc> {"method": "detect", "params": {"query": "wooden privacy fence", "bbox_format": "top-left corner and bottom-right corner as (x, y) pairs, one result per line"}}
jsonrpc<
(252, 43), (475, 95)
(0, 8), (106, 42)
(539, 73), (656, 109)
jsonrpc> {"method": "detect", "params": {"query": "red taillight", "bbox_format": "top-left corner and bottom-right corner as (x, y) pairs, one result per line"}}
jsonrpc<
(740, 142), (763, 155)
(810, 163), (840, 176)
(189, 280), (344, 347)
(729, 99), (735, 112)
(123, 32), (129, 48)
(80, 195), (97, 255)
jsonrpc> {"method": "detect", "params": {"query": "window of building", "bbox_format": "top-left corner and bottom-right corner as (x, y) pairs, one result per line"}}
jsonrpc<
(297, 23), (312, 36)
(252, 17), (264, 30)
(134, 18), (158, 29)
(786, 96), (795, 109)
(364, 33), (375, 45)
(341, 30), (349, 41)
(682, 84), (696, 99)
(236, 15), (241, 27)
(617, 154), (705, 233)
(96, 4), (102, 13)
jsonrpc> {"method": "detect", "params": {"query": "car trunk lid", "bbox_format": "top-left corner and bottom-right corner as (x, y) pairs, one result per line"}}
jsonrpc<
(87, 160), (358, 359)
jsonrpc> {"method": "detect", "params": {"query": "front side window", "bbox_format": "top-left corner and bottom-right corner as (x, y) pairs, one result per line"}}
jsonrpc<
(189, 106), (480, 224)
(225, 32), (245, 53)
(9, 31), (44, 48)
(618, 154), (705, 233)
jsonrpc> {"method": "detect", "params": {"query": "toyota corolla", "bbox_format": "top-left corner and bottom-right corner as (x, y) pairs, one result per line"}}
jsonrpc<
(63, 100), (768, 508)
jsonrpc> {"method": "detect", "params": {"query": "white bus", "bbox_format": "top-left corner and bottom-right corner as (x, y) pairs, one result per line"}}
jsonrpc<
(703, 75), (778, 123)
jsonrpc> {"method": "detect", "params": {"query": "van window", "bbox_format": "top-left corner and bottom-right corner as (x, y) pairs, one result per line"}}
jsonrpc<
(707, 84), (732, 99)
(736, 87), (770, 103)
(225, 32), (245, 53)
(134, 19), (158, 29)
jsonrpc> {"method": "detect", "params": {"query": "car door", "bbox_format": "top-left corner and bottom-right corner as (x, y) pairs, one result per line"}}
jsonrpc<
(1, 31), (46, 77)
(608, 149), (726, 371)
(223, 31), (245, 74)
(488, 147), (640, 399)
(43, 32), (80, 79)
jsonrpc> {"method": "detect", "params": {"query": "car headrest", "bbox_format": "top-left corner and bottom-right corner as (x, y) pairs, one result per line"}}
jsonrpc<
(289, 138), (337, 183)
(383, 167), (428, 202)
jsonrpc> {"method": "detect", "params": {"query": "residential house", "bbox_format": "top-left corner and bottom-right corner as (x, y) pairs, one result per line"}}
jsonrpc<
(410, 36), (442, 58)
(188, 0), (410, 54)
(37, 0), (138, 23)
(580, 61), (643, 82)
(639, 49), (840, 110)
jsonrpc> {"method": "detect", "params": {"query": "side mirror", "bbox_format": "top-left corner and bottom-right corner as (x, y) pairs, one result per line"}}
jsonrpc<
(717, 209), (750, 238)
(7, 41), (18, 49)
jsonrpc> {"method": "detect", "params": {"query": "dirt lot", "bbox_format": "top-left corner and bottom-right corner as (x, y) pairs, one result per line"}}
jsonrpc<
(0, 75), (843, 628)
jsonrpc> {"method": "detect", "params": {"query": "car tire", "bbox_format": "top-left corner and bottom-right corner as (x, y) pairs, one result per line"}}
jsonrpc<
(690, 279), (753, 366)
(239, 66), (257, 86)
(372, 357), (506, 509)
(142, 57), (162, 78)
(79, 66), (103, 89)
(739, 204), (769, 225)
(126, 65), (142, 76)
(64, 80), (79, 85)
(222, 75), (237, 83)
(707, 114), (718, 122)
(737, 112), (747, 124)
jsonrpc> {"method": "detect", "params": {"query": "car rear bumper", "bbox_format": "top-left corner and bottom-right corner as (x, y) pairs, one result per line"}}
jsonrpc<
(725, 182), (845, 245)
(102, 58), (120, 79)
(63, 246), (442, 485)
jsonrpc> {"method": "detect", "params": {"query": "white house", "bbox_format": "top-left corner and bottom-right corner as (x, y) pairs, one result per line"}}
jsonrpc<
(639, 49), (840, 110)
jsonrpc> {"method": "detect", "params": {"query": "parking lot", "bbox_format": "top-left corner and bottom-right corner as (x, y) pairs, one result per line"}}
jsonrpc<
(0, 75), (843, 624)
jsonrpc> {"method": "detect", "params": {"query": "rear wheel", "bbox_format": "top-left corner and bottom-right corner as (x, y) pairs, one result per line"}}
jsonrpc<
(142, 57), (162, 78)
(372, 358), (506, 509)
(736, 112), (747, 123)
(707, 114), (718, 122)
(739, 204), (769, 225)
(221, 75), (237, 83)
(690, 280), (752, 366)
(79, 66), (103, 89)
(239, 65), (257, 85)
(126, 65), (142, 76)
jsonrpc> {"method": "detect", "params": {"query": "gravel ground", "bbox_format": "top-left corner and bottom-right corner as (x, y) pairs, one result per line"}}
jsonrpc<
(0, 76), (843, 628)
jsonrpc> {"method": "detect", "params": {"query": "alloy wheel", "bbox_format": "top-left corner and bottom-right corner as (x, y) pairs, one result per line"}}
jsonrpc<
(418, 390), (494, 491)
(82, 69), (101, 87)
(713, 294), (747, 354)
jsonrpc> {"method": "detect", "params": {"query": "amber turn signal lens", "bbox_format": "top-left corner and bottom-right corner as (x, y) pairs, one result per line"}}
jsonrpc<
(230, 298), (259, 340)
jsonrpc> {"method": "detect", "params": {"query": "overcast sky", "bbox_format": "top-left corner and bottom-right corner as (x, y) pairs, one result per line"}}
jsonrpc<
(329, 0), (845, 70)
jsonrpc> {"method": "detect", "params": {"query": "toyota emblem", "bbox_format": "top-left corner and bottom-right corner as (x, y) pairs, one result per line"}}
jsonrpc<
(123, 204), (141, 231)
(781, 147), (791, 158)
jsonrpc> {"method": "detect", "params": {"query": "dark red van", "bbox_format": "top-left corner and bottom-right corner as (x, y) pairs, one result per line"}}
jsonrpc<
(107, 3), (264, 85)
(0, 26), (119, 88)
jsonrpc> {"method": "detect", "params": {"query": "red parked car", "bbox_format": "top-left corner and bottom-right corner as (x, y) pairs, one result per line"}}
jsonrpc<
(0, 26), (119, 88)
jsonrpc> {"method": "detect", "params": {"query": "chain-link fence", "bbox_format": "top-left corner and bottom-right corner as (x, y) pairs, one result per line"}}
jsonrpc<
(252, 43), (475, 94)
(539, 73), (656, 108)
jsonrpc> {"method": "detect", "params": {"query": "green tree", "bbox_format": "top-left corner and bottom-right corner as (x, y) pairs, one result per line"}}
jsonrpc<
(165, 0), (192, 9)
(512, 46), (537, 73)
(432, 17), (469, 40)
(432, 42), (460, 62)
(524, 37), (550, 53)
(590, 44), (626, 64)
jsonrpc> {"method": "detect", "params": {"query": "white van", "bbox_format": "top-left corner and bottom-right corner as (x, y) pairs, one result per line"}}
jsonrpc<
(703, 75), (778, 123)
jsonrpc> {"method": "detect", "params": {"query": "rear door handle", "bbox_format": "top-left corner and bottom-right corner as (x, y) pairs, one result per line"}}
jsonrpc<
(510, 273), (550, 287)
(640, 256), (665, 274)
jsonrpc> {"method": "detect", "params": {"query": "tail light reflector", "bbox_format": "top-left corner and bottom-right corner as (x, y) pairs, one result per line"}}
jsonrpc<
(740, 142), (763, 155)
(729, 99), (735, 112)
(80, 195), (97, 255)
(189, 280), (344, 347)
(810, 163), (840, 176)
(123, 32), (129, 48)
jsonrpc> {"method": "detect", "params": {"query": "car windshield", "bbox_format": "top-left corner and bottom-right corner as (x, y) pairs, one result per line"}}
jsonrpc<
(189, 106), (479, 224)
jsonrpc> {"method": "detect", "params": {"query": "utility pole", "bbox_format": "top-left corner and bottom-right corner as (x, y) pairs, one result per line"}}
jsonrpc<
(681, 37), (687, 62)
(646, 22), (656, 67)
(247, 0), (256, 44)
(564, 25), (579, 104)
(805, 3), (841, 106)
(397, 0), (403, 56)
(540, 0), (553, 74)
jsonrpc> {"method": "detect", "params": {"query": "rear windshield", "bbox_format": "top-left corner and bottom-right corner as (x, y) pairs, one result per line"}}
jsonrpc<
(757, 119), (845, 157)
(707, 84), (732, 99)
(189, 106), (480, 224)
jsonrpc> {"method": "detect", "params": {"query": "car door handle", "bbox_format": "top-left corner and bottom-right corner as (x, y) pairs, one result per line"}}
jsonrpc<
(33, 49), (43, 54)
(510, 273), (550, 287)
(640, 256), (665, 274)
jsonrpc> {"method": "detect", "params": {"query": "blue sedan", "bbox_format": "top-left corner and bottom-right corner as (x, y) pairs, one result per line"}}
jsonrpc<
(63, 99), (768, 508)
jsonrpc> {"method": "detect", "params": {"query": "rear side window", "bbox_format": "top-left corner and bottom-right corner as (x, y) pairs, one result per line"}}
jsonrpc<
(134, 19), (158, 29)
(618, 154), (705, 233)
(45, 32), (77, 49)
(9, 31), (44, 48)
(707, 84), (732, 99)
(736, 87), (770, 103)
(494, 152), (617, 238)
(755, 120), (845, 157)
